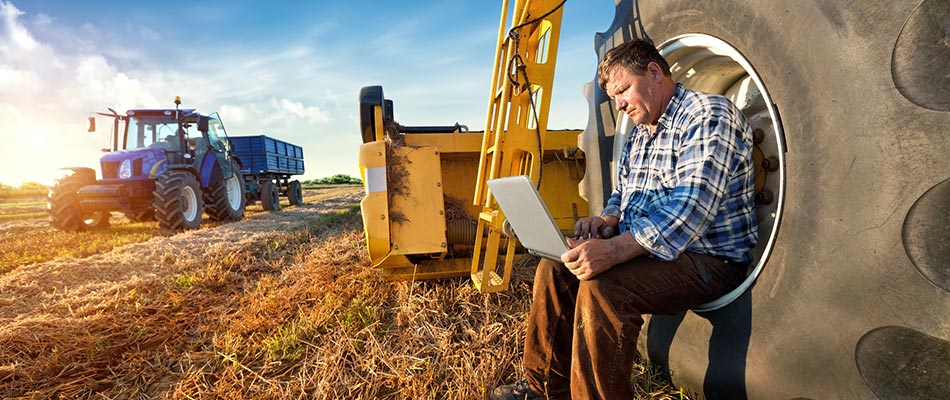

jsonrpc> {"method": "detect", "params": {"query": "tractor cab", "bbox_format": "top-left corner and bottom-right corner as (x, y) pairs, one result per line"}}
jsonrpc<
(122, 109), (230, 167)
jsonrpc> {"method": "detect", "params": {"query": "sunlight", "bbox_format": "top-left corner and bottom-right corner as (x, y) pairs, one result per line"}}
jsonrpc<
(0, 124), (104, 187)
(27, 131), (48, 149)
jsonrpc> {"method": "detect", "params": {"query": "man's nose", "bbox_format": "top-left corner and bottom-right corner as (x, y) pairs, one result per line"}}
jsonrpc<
(615, 99), (626, 111)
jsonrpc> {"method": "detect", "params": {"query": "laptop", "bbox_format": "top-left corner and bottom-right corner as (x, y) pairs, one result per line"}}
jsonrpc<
(487, 175), (571, 261)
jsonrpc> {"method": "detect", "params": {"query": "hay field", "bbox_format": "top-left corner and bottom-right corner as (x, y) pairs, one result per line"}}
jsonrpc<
(0, 186), (686, 399)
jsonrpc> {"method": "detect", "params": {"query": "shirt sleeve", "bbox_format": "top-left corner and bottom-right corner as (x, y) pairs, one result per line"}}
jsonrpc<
(630, 105), (746, 260)
(601, 185), (623, 220)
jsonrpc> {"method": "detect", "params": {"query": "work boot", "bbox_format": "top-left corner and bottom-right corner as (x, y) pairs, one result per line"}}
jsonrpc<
(489, 379), (546, 400)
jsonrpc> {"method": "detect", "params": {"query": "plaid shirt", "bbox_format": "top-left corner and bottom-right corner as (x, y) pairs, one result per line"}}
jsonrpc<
(602, 84), (758, 264)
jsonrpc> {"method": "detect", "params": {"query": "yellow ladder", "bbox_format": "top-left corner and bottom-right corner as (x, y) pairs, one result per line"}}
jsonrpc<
(471, 0), (566, 292)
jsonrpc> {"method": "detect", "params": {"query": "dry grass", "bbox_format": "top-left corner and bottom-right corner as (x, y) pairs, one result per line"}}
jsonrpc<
(0, 213), (159, 273)
(0, 185), (360, 273)
(0, 188), (689, 399)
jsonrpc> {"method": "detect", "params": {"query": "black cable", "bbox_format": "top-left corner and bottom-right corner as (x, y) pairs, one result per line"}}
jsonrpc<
(508, 0), (567, 34)
(504, 0), (566, 190)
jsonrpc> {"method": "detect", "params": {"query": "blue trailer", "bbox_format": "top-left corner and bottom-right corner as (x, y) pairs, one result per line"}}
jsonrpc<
(229, 135), (305, 211)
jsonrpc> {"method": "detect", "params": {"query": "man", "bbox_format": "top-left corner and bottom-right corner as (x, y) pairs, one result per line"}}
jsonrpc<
(490, 39), (758, 399)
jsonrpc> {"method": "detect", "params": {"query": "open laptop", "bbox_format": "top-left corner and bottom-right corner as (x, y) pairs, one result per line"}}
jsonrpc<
(487, 175), (570, 261)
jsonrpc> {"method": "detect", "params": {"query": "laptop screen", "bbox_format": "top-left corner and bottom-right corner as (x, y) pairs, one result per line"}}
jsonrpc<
(487, 175), (570, 260)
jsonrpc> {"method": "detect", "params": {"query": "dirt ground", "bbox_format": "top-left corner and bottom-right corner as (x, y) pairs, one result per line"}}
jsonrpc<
(0, 188), (362, 323)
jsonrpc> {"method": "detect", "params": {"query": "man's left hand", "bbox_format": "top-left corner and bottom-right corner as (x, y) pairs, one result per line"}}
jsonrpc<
(562, 234), (646, 280)
(563, 238), (616, 280)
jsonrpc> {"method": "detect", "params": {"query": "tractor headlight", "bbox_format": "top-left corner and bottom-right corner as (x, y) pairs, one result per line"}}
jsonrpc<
(119, 159), (132, 179)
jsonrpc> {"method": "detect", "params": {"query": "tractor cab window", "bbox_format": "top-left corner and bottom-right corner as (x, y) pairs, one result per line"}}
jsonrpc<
(206, 113), (228, 151)
(127, 113), (199, 152)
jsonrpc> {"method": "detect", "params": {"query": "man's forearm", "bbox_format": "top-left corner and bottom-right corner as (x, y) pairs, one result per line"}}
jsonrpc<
(607, 232), (647, 265)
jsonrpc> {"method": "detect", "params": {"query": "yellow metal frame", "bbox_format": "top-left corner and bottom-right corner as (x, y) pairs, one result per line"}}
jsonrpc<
(356, 1), (586, 290)
(471, 0), (568, 292)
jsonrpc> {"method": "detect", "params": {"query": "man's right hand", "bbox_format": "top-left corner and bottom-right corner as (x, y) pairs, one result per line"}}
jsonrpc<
(573, 216), (619, 240)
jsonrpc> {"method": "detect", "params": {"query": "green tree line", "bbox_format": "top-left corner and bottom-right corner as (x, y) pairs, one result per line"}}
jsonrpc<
(0, 182), (49, 199)
(303, 174), (362, 185)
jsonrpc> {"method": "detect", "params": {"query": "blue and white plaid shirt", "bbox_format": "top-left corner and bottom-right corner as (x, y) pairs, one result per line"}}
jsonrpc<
(602, 84), (758, 264)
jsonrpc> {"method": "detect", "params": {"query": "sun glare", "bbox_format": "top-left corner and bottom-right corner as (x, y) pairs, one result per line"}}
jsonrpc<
(0, 126), (104, 187)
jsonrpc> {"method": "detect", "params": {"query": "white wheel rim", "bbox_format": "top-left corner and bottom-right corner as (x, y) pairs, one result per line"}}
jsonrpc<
(182, 185), (198, 221)
(653, 34), (787, 312)
(226, 175), (242, 210)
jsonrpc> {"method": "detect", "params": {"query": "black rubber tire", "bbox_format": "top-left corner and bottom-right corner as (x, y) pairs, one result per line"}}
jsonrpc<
(359, 86), (386, 143)
(287, 180), (303, 206)
(260, 180), (280, 211)
(124, 208), (155, 222)
(205, 159), (246, 221)
(48, 172), (109, 231)
(153, 171), (203, 231)
(590, 1), (950, 399)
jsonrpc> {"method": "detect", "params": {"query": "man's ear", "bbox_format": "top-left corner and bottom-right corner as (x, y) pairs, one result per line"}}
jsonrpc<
(649, 62), (660, 81)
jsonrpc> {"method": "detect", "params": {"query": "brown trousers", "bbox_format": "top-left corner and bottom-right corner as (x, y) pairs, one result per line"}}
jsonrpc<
(523, 252), (745, 400)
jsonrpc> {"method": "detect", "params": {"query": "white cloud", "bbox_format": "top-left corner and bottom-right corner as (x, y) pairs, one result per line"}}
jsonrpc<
(69, 55), (160, 110)
(218, 103), (253, 125)
(0, 62), (38, 90)
(278, 98), (331, 124)
(0, 1), (35, 50)
(33, 12), (51, 26)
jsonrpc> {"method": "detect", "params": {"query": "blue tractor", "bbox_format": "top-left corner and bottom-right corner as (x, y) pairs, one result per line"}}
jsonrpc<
(48, 97), (246, 231)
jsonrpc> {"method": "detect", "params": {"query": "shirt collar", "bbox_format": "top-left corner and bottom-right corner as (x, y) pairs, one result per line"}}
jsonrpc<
(655, 83), (687, 133)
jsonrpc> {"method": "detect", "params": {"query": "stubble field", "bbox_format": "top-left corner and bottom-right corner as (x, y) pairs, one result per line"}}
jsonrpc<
(0, 184), (685, 399)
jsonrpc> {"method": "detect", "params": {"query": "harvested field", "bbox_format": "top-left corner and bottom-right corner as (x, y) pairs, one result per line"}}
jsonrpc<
(0, 186), (686, 399)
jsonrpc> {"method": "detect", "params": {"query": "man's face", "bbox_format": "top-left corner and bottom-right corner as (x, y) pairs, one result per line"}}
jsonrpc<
(605, 64), (662, 126)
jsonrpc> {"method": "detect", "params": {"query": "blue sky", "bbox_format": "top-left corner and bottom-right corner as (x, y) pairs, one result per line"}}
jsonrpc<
(0, 1), (615, 186)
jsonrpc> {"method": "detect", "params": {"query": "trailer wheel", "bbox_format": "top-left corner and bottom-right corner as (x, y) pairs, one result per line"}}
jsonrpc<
(48, 172), (109, 231)
(261, 180), (280, 211)
(205, 159), (246, 221)
(287, 180), (303, 206)
(154, 171), (203, 231)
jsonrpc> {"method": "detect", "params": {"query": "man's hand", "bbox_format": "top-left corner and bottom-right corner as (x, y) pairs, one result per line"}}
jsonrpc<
(563, 238), (615, 280)
(562, 233), (645, 281)
(573, 216), (619, 240)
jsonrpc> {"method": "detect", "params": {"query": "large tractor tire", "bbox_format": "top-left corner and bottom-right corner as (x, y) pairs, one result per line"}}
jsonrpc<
(287, 180), (303, 206)
(124, 208), (155, 222)
(48, 170), (110, 231)
(583, 1), (950, 398)
(205, 160), (246, 221)
(153, 171), (203, 231)
(260, 180), (280, 211)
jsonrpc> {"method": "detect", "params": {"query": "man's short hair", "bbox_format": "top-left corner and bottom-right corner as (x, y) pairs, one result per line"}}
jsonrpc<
(598, 39), (672, 90)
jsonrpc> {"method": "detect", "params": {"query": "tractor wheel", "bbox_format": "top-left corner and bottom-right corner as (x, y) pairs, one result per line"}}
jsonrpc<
(153, 171), (203, 231)
(48, 172), (109, 231)
(260, 180), (280, 211)
(287, 180), (303, 206)
(586, 1), (950, 398)
(125, 208), (155, 222)
(205, 160), (246, 221)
